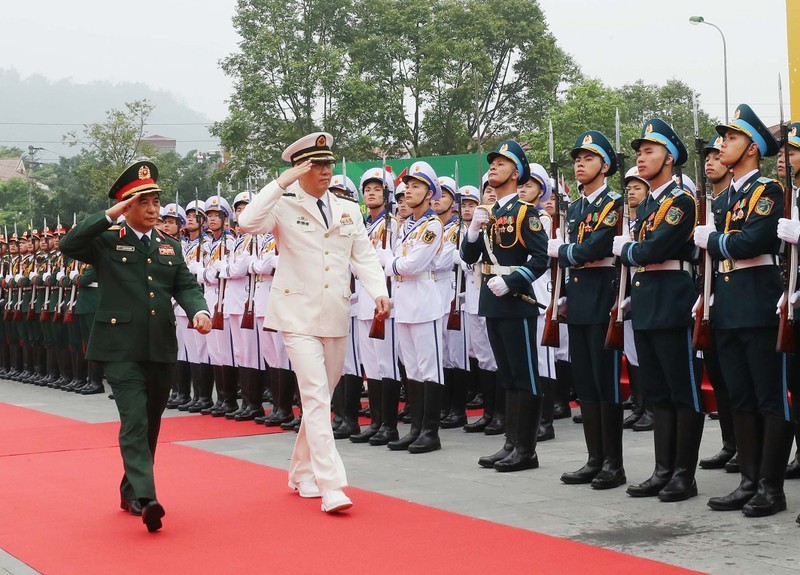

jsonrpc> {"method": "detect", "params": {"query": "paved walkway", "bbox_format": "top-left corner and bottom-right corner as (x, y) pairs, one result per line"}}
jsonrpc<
(1, 377), (798, 574)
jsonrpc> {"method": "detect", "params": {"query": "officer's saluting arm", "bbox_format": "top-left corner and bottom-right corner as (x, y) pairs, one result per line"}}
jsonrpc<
(59, 212), (116, 265)
(505, 210), (549, 292)
(621, 192), (696, 267)
(707, 180), (783, 261)
(558, 195), (621, 267)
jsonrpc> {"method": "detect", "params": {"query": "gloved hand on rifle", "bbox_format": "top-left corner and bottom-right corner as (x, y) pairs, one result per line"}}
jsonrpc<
(375, 247), (393, 268)
(612, 235), (628, 257)
(691, 294), (714, 319)
(693, 224), (716, 249)
(776, 291), (800, 314)
(547, 233), (564, 258)
(777, 206), (800, 245)
(467, 207), (490, 242)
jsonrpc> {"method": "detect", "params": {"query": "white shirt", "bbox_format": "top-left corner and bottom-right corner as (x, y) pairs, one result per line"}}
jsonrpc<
(649, 180), (673, 202)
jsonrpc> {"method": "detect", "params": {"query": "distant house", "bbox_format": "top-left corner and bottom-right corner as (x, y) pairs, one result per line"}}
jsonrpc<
(142, 134), (177, 153)
(0, 157), (27, 182)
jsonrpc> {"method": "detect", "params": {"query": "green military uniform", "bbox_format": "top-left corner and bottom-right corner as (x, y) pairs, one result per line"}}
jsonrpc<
(60, 161), (208, 526)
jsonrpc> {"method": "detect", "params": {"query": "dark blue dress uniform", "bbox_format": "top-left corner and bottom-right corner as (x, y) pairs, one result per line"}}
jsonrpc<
(557, 130), (626, 490)
(461, 140), (548, 473)
(703, 104), (794, 517)
(618, 118), (704, 503)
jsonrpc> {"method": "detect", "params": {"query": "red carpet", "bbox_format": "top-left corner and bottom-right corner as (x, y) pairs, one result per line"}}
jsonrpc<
(0, 437), (705, 575)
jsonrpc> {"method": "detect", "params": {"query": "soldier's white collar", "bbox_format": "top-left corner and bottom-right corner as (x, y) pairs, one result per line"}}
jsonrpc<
(731, 169), (759, 193)
(582, 184), (606, 205)
(649, 180), (672, 201)
(496, 193), (517, 208)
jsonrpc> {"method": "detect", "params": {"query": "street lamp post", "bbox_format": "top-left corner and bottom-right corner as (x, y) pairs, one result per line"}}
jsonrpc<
(689, 16), (729, 122)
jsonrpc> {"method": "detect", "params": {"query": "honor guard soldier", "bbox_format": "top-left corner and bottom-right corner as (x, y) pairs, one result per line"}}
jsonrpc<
(696, 136), (737, 471)
(5, 232), (22, 379)
(697, 105), (791, 517)
(238, 133), (390, 512)
(776, 122), (800, 491)
(0, 234), (9, 377)
(375, 161), (447, 454)
(461, 140), (549, 472)
(16, 230), (36, 382)
(60, 161), (211, 532)
(353, 168), (401, 445)
(549, 131), (626, 489)
(612, 119), (702, 502)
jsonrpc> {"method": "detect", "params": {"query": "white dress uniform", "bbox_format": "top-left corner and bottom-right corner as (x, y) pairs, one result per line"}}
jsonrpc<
(533, 209), (558, 380)
(238, 133), (388, 498)
(184, 233), (210, 365)
(223, 231), (260, 370)
(250, 233), (289, 370)
(197, 228), (236, 367)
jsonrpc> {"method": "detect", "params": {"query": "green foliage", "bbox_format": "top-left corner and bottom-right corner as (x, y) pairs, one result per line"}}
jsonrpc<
(0, 146), (24, 159)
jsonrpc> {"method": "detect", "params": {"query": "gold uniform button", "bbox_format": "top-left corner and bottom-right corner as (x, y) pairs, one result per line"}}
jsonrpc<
(324, 250), (329, 255)
(324, 283), (329, 288)
(324, 233), (329, 238)
(122, 257), (127, 263)
(635, 281), (640, 287)
(573, 277), (578, 283)
(150, 292), (155, 298)
(168, 261), (172, 266)
(724, 276), (730, 282)
(147, 276), (153, 281)
(284, 289), (289, 294)
(151, 310), (156, 316)
(147, 258), (152, 264)
(111, 318), (117, 325)
(325, 266), (330, 271)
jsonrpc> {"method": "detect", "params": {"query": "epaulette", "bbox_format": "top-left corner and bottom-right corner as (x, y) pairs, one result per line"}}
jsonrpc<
(338, 195), (359, 204)
(607, 191), (621, 200)
(757, 176), (776, 184)
(282, 192), (296, 197)
(108, 225), (122, 231)
(670, 187), (689, 198)
(518, 199), (536, 206)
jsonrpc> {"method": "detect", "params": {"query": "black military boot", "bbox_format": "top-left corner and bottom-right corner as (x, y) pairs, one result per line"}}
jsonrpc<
(631, 406), (654, 431)
(263, 368), (295, 426)
(44, 348), (59, 387)
(334, 375), (363, 439)
(484, 378), (506, 435)
(441, 368), (468, 429)
(537, 377), (555, 442)
(494, 389), (542, 472)
(213, 366), (239, 417)
(189, 363), (215, 412)
(63, 351), (86, 391)
(236, 368), (265, 421)
(179, 363), (201, 411)
(331, 378), (345, 431)
(465, 358), (482, 408)
(658, 408), (704, 502)
(708, 411), (762, 511)
(168, 361), (192, 409)
(742, 415), (795, 517)
(552, 360), (572, 420)
(201, 366), (225, 415)
(464, 369), (495, 433)
(560, 402), (602, 484)
(700, 385), (737, 469)
(6, 344), (20, 380)
(351, 379), (382, 443)
(479, 390), (516, 468)
(256, 367), (280, 423)
(388, 380), (423, 451)
(623, 365), (643, 428)
(80, 362), (105, 395)
(408, 381), (444, 454)
(440, 368), (454, 421)
(592, 403), (627, 489)
(370, 378), (400, 445)
(226, 367), (250, 420)
(627, 405), (676, 497)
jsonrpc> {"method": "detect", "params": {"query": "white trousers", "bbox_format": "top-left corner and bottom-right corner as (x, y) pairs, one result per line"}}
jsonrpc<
(258, 321), (290, 370)
(442, 311), (469, 370)
(175, 321), (188, 362)
(357, 318), (399, 380)
(207, 320), (235, 367)
(342, 317), (360, 377)
(466, 312), (497, 371)
(283, 333), (348, 492)
(395, 320), (444, 384)
(229, 314), (261, 369)
(536, 316), (557, 379)
(184, 323), (209, 364)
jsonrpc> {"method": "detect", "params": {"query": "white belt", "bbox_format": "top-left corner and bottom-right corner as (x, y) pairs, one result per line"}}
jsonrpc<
(637, 260), (691, 273)
(394, 272), (433, 283)
(85, 282), (99, 288)
(576, 257), (615, 269)
(718, 254), (778, 273)
(433, 271), (455, 282)
(481, 263), (519, 276)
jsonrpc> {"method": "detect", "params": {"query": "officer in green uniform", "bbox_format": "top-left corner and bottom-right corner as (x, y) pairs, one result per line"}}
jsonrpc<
(461, 139), (549, 472)
(695, 104), (790, 518)
(613, 118), (703, 503)
(60, 161), (211, 532)
(549, 130), (626, 490)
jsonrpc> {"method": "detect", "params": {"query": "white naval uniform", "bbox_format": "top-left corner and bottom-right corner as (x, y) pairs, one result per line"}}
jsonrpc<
(462, 255), (497, 371)
(197, 232), (236, 367)
(222, 232), (261, 370)
(434, 217), (469, 370)
(356, 212), (399, 381)
(184, 236), (211, 364)
(533, 209), (558, 378)
(238, 180), (388, 493)
(384, 209), (445, 385)
(250, 234), (290, 370)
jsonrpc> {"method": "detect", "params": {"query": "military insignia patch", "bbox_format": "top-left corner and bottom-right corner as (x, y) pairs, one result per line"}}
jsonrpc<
(665, 206), (684, 225)
(115, 245), (135, 252)
(422, 230), (436, 244)
(528, 217), (542, 232)
(159, 244), (176, 256)
(316, 134), (327, 147)
(603, 211), (619, 226)
(755, 197), (774, 216)
(138, 165), (151, 180)
(450, 232), (458, 244)
(339, 214), (354, 226)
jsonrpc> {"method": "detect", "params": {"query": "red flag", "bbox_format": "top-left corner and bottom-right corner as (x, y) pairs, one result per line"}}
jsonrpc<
(394, 167), (407, 188)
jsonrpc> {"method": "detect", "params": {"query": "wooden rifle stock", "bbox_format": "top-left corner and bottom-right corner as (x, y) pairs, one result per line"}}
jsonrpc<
(370, 185), (393, 340)
(63, 284), (76, 324)
(604, 206), (627, 350)
(446, 295), (462, 331)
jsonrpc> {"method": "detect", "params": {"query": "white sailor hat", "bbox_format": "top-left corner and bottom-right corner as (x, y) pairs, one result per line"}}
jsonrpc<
(438, 177), (457, 198)
(360, 167), (395, 193)
(673, 173), (697, 197)
(205, 195), (232, 218)
(281, 132), (335, 165)
(623, 167), (650, 189)
(329, 175), (358, 199)
(458, 185), (481, 204)
(403, 161), (441, 201)
(481, 172), (490, 190)
(233, 191), (252, 208)
(185, 199), (206, 217)
(158, 206), (166, 220)
(163, 203), (187, 226)
(529, 163), (552, 203)
(394, 182), (406, 199)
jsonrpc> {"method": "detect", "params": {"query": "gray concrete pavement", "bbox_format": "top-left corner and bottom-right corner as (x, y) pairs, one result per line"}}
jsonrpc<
(1, 377), (798, 575)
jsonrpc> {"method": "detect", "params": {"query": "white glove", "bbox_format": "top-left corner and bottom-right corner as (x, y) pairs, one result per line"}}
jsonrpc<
(693, 224), (716, 249)
(69, 270), (79, 280)
(457, 292), (466, 305)
(776, 291), (800, 315)
(56, 271), (65, 281)
(467, 207), (490, 242)
(375, 247), (392, 267)
(777, 207), (800, 244)
(612, 235), (628, 257)
(557, 296), (567, 316)
(487, 276), (510, 297)
(42, 272), (51, 282)
(547, 236), (565, 258)
(621, 296), (631, 312)
(349, 293), (359, 306)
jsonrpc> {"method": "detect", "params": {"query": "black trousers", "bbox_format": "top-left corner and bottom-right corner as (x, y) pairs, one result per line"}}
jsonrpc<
(486, 316), (540, 395)
(634, 327), (703, 412)
(568, 323), (622, 404)
(715, 327), (790, 419)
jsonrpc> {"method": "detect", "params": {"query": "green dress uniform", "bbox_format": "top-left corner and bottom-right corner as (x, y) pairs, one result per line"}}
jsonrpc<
(619, 118), (703, 503)
(704, 104), (793, 518)
(59, 162), (208, 516)
(461, 140), (549, 473)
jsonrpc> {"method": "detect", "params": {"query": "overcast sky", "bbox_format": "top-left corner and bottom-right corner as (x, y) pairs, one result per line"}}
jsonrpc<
(0, 0), (792, 126)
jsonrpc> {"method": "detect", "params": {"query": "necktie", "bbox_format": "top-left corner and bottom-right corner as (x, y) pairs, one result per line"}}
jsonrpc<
(317, 198), (329, 228)
(141, 234), (150, 249)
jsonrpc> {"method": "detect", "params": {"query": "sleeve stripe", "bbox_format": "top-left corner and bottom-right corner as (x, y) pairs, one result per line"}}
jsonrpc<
(566, 243), (577, 266)
(626, 242), (639, 268)
(719, 234), (732, 260)
(516, 267), (535, 283)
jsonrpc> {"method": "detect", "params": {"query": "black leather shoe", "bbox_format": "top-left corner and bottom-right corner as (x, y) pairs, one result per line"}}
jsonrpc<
(632, 409), (654, 431)
(80, 382), (104, 395)
(785, 455), (800, 479)
(622, 410), (642, 429)
(494, 450), (538, 472)
(281, 415), (301, 430)
(552, 401), (571, 420)
(707, 485), (756, 511)
(560, 463), (601, 485)
(234, 406), (265, 421)
(141, 500), (165, 532)
(368, 427), (399, 446)
(591, 467), (627, 490)
(657, 478), (697, 502)
(537, 423), (555, 442)
(188, 399), (214, 413)
(699, 447), (736, 470)
(120, 498), (142, 516)
(478, 444), (513, 468)
(724, 455), (740, 473)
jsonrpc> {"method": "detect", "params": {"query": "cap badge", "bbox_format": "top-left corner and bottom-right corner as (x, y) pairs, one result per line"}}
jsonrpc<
(499, 143), (509, 152)
(645, 124), (654, 135)
(582, 134), (593, 145)
(316, 135), (327, 147)
(733, 108), (741, 120)
(790, 126), (797, 138)
(138, 165), (151, 180)
(714, 136), (723, 147)
(414, 165), (421, 172)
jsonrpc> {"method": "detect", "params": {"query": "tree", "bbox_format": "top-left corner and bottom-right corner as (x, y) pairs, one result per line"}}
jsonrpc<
(0, 146), (24, 159)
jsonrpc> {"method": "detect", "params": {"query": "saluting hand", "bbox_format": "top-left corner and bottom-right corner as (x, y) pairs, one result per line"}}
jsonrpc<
(276, 161), (314, 190)
(105, 192), (141, 221)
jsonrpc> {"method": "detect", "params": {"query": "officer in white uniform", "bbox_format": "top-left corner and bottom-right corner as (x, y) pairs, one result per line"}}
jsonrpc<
(238, 132), (390, 513)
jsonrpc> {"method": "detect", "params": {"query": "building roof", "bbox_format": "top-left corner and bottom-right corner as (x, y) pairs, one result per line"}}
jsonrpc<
(0, 157), (26, 182)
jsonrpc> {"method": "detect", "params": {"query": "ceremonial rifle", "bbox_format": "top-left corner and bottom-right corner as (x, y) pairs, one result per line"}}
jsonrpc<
(211, 184), (227, 330)
(2, 224), (8, 320)
(605, 109), (628, 350)
(691, 93), (714, 351)
(52, 215), (64, 323)
(777, 74), (797, 353)
(369, 156), (392, 339)
(188, 187), (203, 328)
(541, 120), (563, 347)
(26, 220), (38, 322)
(241, 183), (256, 330)
(13, 223), (23, 322)
(40, 218), (52, 322)
(63, 214), (77, 324)
(447, 162), (464, 331)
